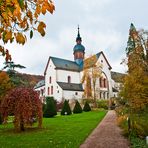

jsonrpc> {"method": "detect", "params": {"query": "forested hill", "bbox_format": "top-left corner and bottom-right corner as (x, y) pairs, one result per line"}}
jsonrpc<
(111, 71), (126, 83)
(7, 71), (44, 88)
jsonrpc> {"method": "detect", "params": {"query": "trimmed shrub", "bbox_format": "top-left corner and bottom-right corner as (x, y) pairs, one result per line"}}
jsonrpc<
(43, 97), (57, 118)
(73, 100), (82, 114)
(83, 102), (91, 112)
(61, 100), (72, 115)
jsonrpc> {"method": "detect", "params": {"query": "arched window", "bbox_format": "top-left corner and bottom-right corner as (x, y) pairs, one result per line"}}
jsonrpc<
(99, 78), (102, 87)
(49, 76), (52, 83)
(68, 76), (71, 83)
(51, 86), (53, 95)
(100, 78), (103, 88)
(104, 78), (106, 88)
(48, 87), (50, 95)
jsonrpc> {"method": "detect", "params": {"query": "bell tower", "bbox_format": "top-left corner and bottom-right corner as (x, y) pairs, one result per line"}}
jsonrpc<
(73, 26), (85, 65)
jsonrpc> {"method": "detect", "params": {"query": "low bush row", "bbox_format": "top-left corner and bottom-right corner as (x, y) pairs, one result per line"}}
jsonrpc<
(43, 97), (91, 118)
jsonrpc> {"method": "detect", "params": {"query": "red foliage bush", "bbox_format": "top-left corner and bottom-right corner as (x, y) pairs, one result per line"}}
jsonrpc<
(1, 87), (42, 131)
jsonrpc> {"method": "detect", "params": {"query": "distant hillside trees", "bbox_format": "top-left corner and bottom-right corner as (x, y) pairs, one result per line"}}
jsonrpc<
(0, 72), (13, 100)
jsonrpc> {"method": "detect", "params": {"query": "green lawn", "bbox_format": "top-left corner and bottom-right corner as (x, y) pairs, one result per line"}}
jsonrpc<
(0, 110), (106, 148)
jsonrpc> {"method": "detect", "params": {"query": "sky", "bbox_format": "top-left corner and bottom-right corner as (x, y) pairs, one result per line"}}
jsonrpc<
(0, 0), (148, 75)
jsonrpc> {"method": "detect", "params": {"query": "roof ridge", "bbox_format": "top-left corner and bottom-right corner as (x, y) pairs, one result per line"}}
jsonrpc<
(57, 81), (82, 84)
(50, 56), (77, 64)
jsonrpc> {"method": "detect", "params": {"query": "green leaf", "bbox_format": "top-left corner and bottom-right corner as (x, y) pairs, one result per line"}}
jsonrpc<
(17, 0), (24, 10)
(8, 5), (15, 13)
(2, 31), (6, 43)
(30, 30), (33, 39)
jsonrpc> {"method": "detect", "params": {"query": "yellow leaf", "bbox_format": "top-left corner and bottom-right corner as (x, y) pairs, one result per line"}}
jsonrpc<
(15, 33), (26, 45)
(42, 4), (47, 15)
(5, 30), (12, 42)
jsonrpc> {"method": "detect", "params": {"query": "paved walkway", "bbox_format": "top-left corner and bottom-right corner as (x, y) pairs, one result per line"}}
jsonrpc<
(80, 110), (130, 148)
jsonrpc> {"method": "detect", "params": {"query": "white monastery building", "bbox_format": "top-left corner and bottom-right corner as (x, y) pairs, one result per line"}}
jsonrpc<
(34, 27), (120, 102)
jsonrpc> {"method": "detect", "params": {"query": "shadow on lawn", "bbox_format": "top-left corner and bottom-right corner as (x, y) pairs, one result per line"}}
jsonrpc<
(0, 126), (45, 134)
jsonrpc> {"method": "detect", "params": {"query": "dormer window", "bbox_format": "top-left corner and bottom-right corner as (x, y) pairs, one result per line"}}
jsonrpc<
(68, 76), (71, 83)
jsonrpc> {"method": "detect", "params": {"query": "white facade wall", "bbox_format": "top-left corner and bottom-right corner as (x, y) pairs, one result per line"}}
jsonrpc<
(97, 54), (113, 98)
(45, 59), (83, 102)
(45, 59), (63, 101)
(56, 69), (80, 83)
(63, 90), (83, 100)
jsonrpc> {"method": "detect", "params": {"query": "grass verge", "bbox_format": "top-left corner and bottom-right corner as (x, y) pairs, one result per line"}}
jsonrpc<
(0, 110), (106, 148)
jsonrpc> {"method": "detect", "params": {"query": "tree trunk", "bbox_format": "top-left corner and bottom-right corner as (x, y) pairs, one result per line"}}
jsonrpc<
(20, 117), (25, 131)
(93, 82), (97, 108)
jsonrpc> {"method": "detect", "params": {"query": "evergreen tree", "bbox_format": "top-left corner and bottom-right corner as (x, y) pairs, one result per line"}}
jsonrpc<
(83, 102), (91, 112)
(43, 97), (57, 118)
(61, 100), (72, 115)
(123, 23), (148, 112)
(73, 100), (82, 114)
(120, 23), (148, 137)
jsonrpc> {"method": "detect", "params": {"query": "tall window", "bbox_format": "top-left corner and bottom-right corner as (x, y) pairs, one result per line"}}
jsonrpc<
(51, 86), (53, 95)
(49, 76), (52, 83)
(100, 78), (103, 87)
(104, 78), (106, 88)
(48, 87), (50, 95)
(103, 92), (106, 99)
(68, 76), (71, 83)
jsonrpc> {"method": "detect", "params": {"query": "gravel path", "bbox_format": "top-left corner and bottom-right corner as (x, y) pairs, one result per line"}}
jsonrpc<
(80, 110), (130, 148)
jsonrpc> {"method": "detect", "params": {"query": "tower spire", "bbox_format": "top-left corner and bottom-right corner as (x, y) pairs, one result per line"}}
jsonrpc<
(76, 25), (82, 43)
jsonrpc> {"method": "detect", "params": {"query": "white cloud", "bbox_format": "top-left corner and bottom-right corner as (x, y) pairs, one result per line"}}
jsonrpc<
(1, 0), (148, 75)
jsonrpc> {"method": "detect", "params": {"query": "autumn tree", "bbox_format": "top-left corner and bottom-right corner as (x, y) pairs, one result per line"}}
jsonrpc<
(0, 71), (12, 102)
(81, 68), (92, 98)
(0, 0), (55, 62)
(0, 71), (13, 124)
(1, 87), (42, 131)
(118, 23), (148, 138)
(82, 55), (102, 107)
(123, 23), (148, 112)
